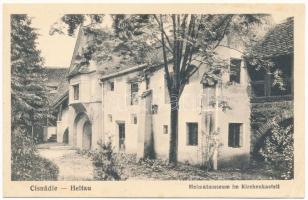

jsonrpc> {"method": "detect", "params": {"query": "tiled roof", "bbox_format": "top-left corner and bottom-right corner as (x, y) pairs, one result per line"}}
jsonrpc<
(251, 17), (294, 58)
(68, 27), (164, 78)
(43, 67), (69, 106)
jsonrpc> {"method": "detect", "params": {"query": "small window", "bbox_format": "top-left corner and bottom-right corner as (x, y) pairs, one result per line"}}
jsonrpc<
(131, 114), (137, 124)
(187, 123), (198, 146)
(108, 114), (112, 122)
(109, 81), (114, 91)
(228, 123), (243, 148)
(152, 105), (158, 114)
(230, 58), (241, 83)
(163, 125), (168, 134)
(48, 86), (58, 94)
(73, 84), (79, 100)
(130, 82), (139, 105)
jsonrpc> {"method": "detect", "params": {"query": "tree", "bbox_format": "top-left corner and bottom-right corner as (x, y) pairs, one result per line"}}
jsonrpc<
(11, 15), (49, 136)
(11, 15), (59, 180)
(53, 14), (271, 165)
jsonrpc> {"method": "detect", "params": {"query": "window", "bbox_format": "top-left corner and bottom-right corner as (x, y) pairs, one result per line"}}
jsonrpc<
(131, 114), (137, 124)
(108, 81), (114, 91)
(229, 58), (241, 83)
(73, 84), (79, 100)
(228, 123), (243, 148)
(152, 105), (158, 114)
(48, 86), (58, 94)
(130, 82), (139, 105)
(187, 123), (198, 146)
(163, 125), (168, 134)
(108, 114), (112, 122)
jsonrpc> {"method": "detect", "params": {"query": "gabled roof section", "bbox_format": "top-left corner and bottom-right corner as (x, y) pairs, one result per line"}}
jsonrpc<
(68, 27), (163, 77)
(43, 67), (69, 107)
(68, 26), (93, 78)
(44, 67), (68, 86)
(251, 17), (294, 58)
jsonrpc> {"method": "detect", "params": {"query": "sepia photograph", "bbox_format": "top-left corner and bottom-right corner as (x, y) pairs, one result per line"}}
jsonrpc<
(2, 3), (305, 198)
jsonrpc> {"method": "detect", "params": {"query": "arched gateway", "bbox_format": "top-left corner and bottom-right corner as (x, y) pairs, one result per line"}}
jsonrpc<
(73, 112), (92, 150)
(63, 128), (69, 144)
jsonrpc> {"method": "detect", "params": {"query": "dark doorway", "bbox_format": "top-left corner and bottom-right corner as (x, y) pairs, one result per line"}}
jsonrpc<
(63, 128), (69, 144)
(82, 121), (92, 150)
(118, 122), (125, 151)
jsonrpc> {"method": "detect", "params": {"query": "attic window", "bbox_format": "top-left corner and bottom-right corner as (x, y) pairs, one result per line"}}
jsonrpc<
(230, 58), (241, 83)
(48, 86), (58, 94)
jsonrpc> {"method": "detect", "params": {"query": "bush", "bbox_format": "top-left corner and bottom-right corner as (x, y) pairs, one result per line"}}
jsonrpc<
(11, 127), (59, 181)
(260, 120), (294, 179)
(90, 139), (126, 180)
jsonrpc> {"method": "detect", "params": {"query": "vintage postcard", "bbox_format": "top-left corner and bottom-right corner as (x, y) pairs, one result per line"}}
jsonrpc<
(2, 3), (305, 198)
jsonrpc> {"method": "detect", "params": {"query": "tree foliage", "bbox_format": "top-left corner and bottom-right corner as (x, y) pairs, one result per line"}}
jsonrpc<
(90, 139), (126, 180)
(260, 119), (294, 179)
(11, 14), (49, 133)
(11, 15), (59, 180)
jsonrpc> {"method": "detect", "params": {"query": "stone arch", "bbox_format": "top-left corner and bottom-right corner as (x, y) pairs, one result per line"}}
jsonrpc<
(82, 121), (92, 150)
(252, 113), (293, 159)
(63, 128), (69, 144)
(73, 112), (92, 149)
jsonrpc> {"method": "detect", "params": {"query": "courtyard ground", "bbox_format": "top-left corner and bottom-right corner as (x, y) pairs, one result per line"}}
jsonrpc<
(38, 143), (274, 181)
(37, 143), (94, 181)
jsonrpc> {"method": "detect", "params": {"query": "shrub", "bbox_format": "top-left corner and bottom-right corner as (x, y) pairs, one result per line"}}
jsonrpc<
(90, 139), (126, 180)
(11, 127), (59, 181)
(260, 120), (294, 179)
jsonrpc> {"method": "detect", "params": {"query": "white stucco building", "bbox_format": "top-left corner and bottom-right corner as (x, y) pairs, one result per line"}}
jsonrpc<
(55, 26), (252, 169)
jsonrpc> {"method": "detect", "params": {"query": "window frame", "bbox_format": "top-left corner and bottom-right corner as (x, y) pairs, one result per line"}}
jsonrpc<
(228, 123), (243, 148)
(109, 81), (115, 91)
(229, 58), (242, 84)
(163, 125), (168, 134)
(73, 84), (79, 100)
(186, 122), (198, 146)
(131, 114), (137, 124)
(130, 82), (139, 105)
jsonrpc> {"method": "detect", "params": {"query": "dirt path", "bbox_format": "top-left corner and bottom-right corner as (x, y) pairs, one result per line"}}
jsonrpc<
(37, 143), (94, 181)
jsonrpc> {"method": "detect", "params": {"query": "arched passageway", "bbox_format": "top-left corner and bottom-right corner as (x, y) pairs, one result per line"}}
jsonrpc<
(73, 112), (92, 150)
(63, 128), (69, 144)
(82, 121), (92, 150)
